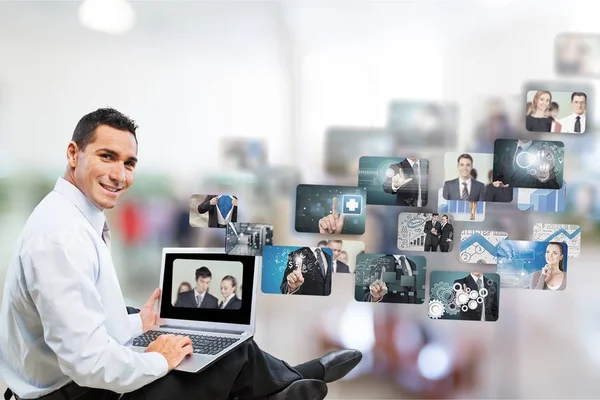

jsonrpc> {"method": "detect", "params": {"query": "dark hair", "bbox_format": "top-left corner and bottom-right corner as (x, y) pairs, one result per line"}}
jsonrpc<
(222, 275), (238, 289)
(470, 168), (478, 180)
(195, 267), (212, 281)
(571, 92), (587, 101)
(317, 240), (328, 247)
(457, 153), (473, 164)
(72, 108), (138, 151)
(547, 242), (565, 271)
(550, 101), (559, 110)
(442, 214), (449, 220)
(432, 213), (439, 217)
(178, 282), (192, 293)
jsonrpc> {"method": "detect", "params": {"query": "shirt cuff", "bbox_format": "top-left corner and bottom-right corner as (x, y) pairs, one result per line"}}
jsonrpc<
(142, 350), (170, 377)
(128, 314), (143, 342)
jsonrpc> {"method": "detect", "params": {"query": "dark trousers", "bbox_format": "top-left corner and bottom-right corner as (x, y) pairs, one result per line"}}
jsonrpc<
(439, 243), (450, 252)
(424, 239), (438, 252)
(6, 340), (301, 400)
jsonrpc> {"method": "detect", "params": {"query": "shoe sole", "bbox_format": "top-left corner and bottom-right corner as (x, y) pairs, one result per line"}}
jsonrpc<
(266, 379), (328, 400)
(323, 353), (362, 383)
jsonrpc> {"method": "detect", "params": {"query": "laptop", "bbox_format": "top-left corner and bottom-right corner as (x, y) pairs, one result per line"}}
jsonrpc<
(129, 247), (259, 373)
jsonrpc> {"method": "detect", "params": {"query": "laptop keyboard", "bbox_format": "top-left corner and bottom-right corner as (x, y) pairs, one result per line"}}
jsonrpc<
(132, 330), (240, 355)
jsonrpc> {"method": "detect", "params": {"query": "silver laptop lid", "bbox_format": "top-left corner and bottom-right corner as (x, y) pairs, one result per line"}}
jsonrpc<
(157, 247), (259, 333)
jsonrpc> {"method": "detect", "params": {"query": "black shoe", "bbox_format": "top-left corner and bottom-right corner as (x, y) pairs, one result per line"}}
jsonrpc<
(319, 349), (362, 383)
(265, 379), (327, 400)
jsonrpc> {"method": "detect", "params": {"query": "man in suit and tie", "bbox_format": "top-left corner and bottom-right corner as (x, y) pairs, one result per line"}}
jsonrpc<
(559, 92), (586, 133)
(280, 247), (332, 296)
(198, 194), (238, 228)
(364, 255), (417, 304)
(174, 267), (219, 308)
(382, 158), (428, 207)
(453, 272), (499, 321)
(325, 239), (351, 273)
(442, 154), (485, 201)
(494, 139), (560, 189)
(423, 213), (441, 252)
(438, 215), (454, 252)
(219, 275), (242, 310)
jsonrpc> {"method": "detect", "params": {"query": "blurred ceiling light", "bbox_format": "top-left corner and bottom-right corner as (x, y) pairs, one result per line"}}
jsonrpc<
(78, 0), (136, 35)
(417, 343), (452, 380)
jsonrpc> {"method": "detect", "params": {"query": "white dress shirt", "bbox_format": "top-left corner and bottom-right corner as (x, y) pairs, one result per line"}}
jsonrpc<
(312, 248), (329, 275)
(470, 274), (485, 321)
(559, 113), (586, 133)
(406, 159), (422, 207)
(194, 288), (205, 307)
(0, 178), (168, 398)
(458, 177), (472, 198)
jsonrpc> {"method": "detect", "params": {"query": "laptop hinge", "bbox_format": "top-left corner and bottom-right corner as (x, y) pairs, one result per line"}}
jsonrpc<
(160, 324), (248, 336)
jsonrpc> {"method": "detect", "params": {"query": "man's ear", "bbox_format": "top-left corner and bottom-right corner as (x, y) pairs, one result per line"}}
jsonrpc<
(66, 141), (80, 168)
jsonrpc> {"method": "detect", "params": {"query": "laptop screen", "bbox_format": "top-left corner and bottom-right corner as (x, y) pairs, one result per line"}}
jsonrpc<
(159, 251), (256, 325)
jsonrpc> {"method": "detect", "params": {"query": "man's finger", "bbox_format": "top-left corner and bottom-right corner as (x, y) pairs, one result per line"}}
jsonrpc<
(332, 197), (338, 218)
(145, 288), (161, 306)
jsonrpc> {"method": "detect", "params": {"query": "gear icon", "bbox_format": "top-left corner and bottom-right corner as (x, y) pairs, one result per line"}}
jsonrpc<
(469, 290), (479, 300)
(477, 297), (484, 304)
(432, 282), (454, 306)
(461, 305), (468, 312)
(455, 291), (470, 305)
(468, 300), (478, 310)
(453, 283), (462, 292)
(446, 302), (460, 316)
(488, 284), (496, 295)
(428, 300), (445, 319)
(479, 288), (488, 298)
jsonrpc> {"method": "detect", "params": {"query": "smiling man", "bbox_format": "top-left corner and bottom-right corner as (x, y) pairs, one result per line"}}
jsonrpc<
(0, 108), (361, 400)
(442, 153), (485, 201)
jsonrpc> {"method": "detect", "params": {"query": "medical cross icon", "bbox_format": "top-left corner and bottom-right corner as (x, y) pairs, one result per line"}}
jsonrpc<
(342, 195), (362, 215)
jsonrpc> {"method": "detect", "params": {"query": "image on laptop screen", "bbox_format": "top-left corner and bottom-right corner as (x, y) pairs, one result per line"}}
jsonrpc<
(159, 251), (257, 326)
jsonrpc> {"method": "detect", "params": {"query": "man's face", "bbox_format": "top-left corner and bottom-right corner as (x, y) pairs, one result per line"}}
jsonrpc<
(432, 215), (438, 223)
(550, 108), (559, 118)
(69, 125), (137, 211)
(221, 280), (235, 298)
(442, 216), (448, 224)
(196, 276), (211, 293)
(328, 241), (342, 260)
(572, 95), (586, 115)
(458, 157), (473, 179)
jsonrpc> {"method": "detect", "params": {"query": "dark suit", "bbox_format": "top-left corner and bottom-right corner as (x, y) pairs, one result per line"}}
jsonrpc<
(382, 159), (428, 206)
(220, 296), (242, 310)
(280, 247), (332, 296)
(197, 195), (238, 228)
(483, 183), (513, 203)
(494, 141), (560, 189)
(363, 255), (417, 304)
(442, 178), (485, 201)
(423, 220), (441, 252)
(438, 223), (453, 252)
(453, 275), (499, 321)
(334, 259), (350, 273)
(174, 290), (219, 309)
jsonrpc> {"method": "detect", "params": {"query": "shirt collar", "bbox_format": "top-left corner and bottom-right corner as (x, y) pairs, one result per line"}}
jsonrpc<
(53, 177), (106, 238)
(194, 288), (205, 299)
(470, 273), (484, 283)
(459, 177), (472, 184)
(406, 158), (419, 167)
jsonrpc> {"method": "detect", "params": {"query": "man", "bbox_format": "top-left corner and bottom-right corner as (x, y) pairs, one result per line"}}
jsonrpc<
(174, 267), (219, 309)
(317, 240), (328, 248)
(0, 108), (361, 400)
(559, 92), (586, 133)
(326, 240), (350, 273)
(281, 247), (332, 296)
(197, 194), (238, 228)
(423, 213), (441, 252)
(452, 272), (499, 321)
(219, 276), (242, 310)
(483, 170), (513, 203)
(338, 250), (349, 265)
(364, 255), (417, 304)
(442, 154), (485, 201)
(382, 158), (428, 207)
(438, 215), (454, 253)
(494, 139), (560, 189)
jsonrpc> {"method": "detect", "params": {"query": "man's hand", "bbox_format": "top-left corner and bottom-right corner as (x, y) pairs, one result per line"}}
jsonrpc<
(492, 180), (509, 188)
(145, 334), (193, 371)
(318, 197), (345, 234)
(541, 264), (553, 283)
(431, 228), (437, 235)
(232, 197), (238, 207)
(140, 288), (160, 333)
(369, 279), (387, 302)
(209, 196), (218, 206)
(287, 258), (305, 292)
(391, 170), (412, 190)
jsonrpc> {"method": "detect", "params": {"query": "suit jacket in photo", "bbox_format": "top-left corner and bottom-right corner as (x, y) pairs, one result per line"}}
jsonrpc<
(174, 290), (219, 309)
(439, 222), (454, 243)
(334, 259), (350, 273)
(495, 142), (560, 189)
(280, 247), (332, 296)
(442, 178), (485, 201)
(220, 296), (242, 310)
(382, 159), (429, 206)
(197, 195), (238, 227)
(362, 255), (417, 304)
(423, 220), (442, 247)
(483, 183), (513, 203)
(453, 275), (499, 321)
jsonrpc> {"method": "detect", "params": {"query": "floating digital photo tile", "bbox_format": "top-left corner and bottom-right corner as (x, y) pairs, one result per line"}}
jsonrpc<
(532, 223), (581, 258)
(460, 230), (509, 264)
(358, 156), (430, 207)
(428, 271), (500, 322)
(261, 245), (334, 296)
(225, 223), (273, 256)
(295, 184), (366, 235)
(516, 180), (567, 212)
(190, 194), (238, 228)
(354, 253), (426, 304)
(438, 188), (486, 222)
(496, 240), (568, 290)
(397, 213), (455, 253)
(313, 239), (365, 273)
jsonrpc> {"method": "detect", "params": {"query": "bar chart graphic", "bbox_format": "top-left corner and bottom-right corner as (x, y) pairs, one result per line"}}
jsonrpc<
(517, 181), (567, 212)
(438, 188), (485, 221)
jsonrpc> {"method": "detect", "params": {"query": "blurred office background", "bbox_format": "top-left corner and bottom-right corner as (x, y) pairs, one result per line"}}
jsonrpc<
(1, 0), (600, 398)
